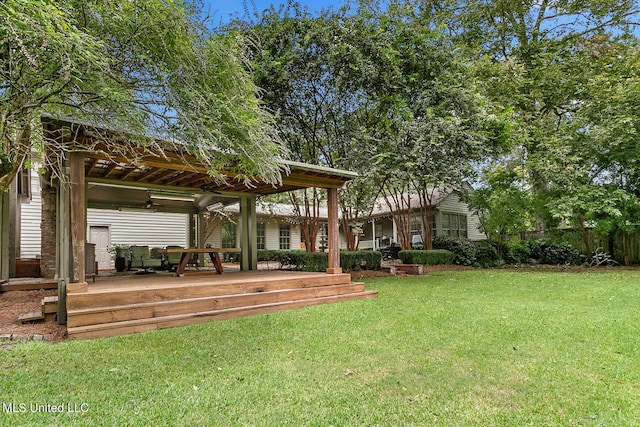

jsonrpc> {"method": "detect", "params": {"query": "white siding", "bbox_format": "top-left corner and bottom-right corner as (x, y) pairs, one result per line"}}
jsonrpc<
(20, 172), (189, 258)
(19, 169), (43, 258)
(437, 193), (485, 240)
(87, 208), (189, 248)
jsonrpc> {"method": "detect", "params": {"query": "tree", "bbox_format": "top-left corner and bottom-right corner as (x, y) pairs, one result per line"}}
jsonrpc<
(0, 0), (284, 192)
(468, 165), (533, 253)
(236, 2), (392, 251)
(538, 37), (640, 263)
(368, 2), (511, 249)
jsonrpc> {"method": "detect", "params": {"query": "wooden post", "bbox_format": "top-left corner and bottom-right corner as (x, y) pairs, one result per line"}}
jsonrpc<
(326, 187), (342, 274)
(197, 213), (205, 265)
(9, 176), (19, 278)
(57, 167), (70, 324)
(372, 218), (377, 251)
(69, 152), (85, 284)
(240, 196), (257, 271)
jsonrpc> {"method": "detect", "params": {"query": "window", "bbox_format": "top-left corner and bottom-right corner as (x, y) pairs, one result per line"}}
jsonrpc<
(319, 223), (328, 251)
(222, 222), (236, 248)
(279, 224), (291, 250)
(410, 215), (423, 246)
(441, 213), (467, 238)
(257, 222), (266, 250)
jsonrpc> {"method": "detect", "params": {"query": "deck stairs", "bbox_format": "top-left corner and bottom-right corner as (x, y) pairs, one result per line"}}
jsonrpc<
(18, 296), (58, 323)
(66, 272), (377, 339)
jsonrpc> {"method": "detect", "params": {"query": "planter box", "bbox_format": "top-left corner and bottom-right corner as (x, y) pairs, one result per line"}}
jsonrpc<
(387, 263), (424, 276)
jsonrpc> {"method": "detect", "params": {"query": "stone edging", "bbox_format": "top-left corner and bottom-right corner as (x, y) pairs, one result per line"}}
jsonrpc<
(0, 333), (54, 342)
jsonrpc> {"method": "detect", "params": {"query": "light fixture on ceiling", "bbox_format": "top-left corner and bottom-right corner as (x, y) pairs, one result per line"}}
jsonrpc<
(148, 191), (196, 202)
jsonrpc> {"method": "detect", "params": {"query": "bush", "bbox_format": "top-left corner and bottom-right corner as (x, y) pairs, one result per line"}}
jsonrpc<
(432, 235), (478, 266)
(472, 240), (500, 267)
(526, 239), (581, 265)
(257, 250), (381, 272)
(257, 250), (280, 261)
(275, 250), (328, 272)
(340, 251), (382, 271)
(502, 241), (532, 264)
(399, 250), (456, 266)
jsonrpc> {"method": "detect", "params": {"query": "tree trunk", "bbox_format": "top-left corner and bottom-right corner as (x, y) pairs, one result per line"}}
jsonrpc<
(577, 212), (591, 261)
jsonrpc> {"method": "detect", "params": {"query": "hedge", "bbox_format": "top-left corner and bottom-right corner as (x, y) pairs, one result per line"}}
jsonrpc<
(257, 250), (381, 272)
(340, 251), (382, 271)
(398, 250), (456, 266)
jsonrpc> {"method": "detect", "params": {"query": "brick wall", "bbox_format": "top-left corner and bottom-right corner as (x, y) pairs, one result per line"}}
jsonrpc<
(40, 180), (57, 278)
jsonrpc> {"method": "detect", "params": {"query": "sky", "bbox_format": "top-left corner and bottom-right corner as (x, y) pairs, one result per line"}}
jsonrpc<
(202, 0), (345, 25)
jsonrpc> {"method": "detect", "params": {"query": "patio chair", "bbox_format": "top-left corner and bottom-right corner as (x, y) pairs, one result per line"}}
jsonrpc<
(130, 245), (162, 273)
(165, 246), (185, 271)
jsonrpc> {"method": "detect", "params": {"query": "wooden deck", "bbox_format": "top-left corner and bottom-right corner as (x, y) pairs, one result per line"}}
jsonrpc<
(66, 270), (378, 339)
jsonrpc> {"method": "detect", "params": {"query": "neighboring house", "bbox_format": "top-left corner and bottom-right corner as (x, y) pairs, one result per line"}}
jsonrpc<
(358, 190), (485, 250)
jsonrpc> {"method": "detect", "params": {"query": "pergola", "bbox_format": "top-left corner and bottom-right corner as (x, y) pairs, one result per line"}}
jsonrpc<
(3, 115), (357, 323)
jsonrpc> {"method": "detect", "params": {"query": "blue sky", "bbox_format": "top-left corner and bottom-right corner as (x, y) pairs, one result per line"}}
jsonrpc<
(203, 0), (344, 24)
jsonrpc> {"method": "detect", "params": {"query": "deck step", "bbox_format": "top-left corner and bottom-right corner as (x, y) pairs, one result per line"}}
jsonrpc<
(0, 281), (57, 292)
(67, 283), (366, 328)
(67, 290), (378, 339)
(43, 296), (58, 314)
(67, 273), (353, 310)
(18, 311), (45, 323)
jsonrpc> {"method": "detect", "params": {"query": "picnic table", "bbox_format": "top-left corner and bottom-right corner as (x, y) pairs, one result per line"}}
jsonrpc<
(165, 247), (241, 276)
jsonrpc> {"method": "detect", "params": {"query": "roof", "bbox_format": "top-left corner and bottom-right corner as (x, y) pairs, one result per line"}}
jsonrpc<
(369, 190), (450, 217)
(40, 115), (357, 212)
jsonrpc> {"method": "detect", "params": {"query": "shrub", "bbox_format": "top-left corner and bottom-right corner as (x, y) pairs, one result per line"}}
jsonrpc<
(257, 250), (280, 262)
(526, 239), (581, 265)
(399, 250), (456, 266)
(275, 250), (328, 272)
(472, 240), (500, 267)
(257, 250), (381, 272)
(433, 235), (478, 266)
(502, 241), (532, 264)
(340, 251), (382, 271)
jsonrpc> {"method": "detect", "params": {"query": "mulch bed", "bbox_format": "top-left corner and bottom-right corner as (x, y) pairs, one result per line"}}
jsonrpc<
(0, 290), (67, 345)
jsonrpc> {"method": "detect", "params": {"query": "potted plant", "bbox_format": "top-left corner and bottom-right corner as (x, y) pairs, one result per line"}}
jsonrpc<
(108, 245), (130, 272)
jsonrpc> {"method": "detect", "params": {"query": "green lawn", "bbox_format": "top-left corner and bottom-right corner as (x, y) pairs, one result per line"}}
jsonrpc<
(2, 270), (640, 426)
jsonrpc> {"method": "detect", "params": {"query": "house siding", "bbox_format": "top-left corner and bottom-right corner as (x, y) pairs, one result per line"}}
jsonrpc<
(87, 208), (189, 248)
(437, 193), (484, 240)
(20, 171), (189, 259)
(19, 169), (43, 258)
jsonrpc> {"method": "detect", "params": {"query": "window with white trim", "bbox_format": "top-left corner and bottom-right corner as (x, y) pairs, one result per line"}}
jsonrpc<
(279, 224), (291, 250)
(441, 213), (468, 238)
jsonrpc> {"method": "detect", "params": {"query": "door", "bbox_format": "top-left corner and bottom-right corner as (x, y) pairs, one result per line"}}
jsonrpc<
(89, 226), (111, 270)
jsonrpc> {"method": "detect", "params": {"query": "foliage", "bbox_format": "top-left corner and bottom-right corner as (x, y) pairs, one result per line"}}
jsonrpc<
(501, 240), (532, 265)
(257, 250), (326, 272)
(398, 249), (455, 266)
(0, 0), (284, 192)
(257, 249), (380, 272)
(340, 250), (382, 271)
(472, 240), (501, 267)
(525, 239), (582, 265)
(467, 165), (533, 250)
(432, 235), (479, 266)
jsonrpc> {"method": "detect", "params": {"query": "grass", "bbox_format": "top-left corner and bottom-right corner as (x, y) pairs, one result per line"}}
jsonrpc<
(1, 269), (640, 426)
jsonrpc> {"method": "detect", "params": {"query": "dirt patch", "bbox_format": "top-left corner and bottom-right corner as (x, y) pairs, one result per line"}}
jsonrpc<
(0, 290), (67, 344)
